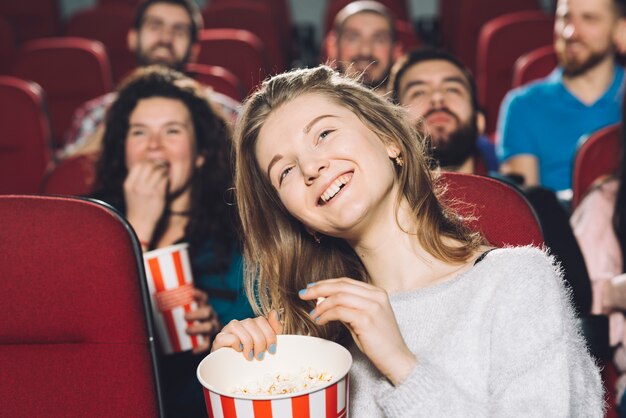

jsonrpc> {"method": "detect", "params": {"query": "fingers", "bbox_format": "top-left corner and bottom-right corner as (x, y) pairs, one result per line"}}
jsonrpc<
(124, 161), (168, 195)
(268, 309), (284, 335)
(299, 278), (382, 305)
(212, 316), (279, 361)
(191, 288), (209, 305)
(185, 303), (215, 322)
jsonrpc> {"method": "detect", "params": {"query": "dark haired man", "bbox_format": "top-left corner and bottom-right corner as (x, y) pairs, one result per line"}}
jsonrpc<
(389, 47), (498, 175)
(60, 0), (238, 159)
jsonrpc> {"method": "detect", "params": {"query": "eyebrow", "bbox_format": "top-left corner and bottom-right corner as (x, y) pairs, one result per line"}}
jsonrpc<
(266, 114), (338, 180)
(402, 76), (470, 93)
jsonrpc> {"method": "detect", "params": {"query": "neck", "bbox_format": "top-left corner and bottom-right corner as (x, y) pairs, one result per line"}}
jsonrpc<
(562, 57), (616, 104)
(347, 199), (470, 293)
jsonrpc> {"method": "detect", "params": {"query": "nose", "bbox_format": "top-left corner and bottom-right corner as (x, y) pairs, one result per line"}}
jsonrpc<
(147, 132), (163, 150)
(159, 25), (174, 43)
(562, 22), (577, 40)
(358, 38), (373, 57)
(301, 156), (330, 186)
(430, 88), (445, 107)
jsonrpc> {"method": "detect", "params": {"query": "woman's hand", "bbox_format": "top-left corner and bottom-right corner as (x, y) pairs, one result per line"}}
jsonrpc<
(185, 288), (221, 354)
(211, 310), (283, 361)
(299, 278), (416, 386)
(123, 161), (169, 244)
(603, 274), (626, 312)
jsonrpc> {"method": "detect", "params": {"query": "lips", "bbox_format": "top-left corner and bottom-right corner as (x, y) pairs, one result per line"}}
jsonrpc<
(318, 173), (353, 205)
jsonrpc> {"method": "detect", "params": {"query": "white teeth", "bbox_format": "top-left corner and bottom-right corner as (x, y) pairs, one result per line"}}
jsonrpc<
(320, 174), (352, 203)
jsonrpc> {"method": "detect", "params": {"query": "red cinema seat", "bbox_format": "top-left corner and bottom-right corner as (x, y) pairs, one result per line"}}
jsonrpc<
(65, 3), (137, 84)
(572, 123), (621, 210)
(0, 76), (52, 194)
(196, 28), (270, 95)
(12, 37), (113, 149)
(186, 63), (246, 102)
(39, 154), (98, 197)
(0, 16), (16, 74)
(202, 1), (288, 73)
(512, 44), (558, 88)
(0, 195), (164, 417)
(476, 10), (554, 135)
(0, 0), (61, 43)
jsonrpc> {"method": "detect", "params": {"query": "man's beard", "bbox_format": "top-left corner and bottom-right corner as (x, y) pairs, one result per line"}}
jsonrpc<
(424, 111), (478, 169)
(136, 42), (191, 72)
(557, 41), (613, 77)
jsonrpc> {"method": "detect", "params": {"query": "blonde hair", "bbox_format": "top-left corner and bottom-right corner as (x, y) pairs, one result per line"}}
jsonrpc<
(234, 66), (483, 341)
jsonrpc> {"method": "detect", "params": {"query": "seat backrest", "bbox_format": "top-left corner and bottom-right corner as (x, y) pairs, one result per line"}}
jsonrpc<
(0, 76), (52, 194)
(439, 172), (544, 247)
(185, 63), (246, 102)
(0, 0), (61, 43)
(476, 10), (554, 135)
(439, 0), (541, 74)
(0, 15), (16, 74)
(512, 44), (557, 88)
(65, 3), (136, 84)
(0, 195), (163, 417)
(572, 123), (621, 210)
(202, 1), (287, 73)
(12, 37), (113, 148)
(196, 28), (270, 95)
(39, 154), (98, 196)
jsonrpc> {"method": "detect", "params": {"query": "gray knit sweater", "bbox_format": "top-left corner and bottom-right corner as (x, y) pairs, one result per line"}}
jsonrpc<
(348, 246), (603, 417)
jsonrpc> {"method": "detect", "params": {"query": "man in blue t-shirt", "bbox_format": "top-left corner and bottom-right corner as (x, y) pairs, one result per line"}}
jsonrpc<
(497, 0), (626, 193)
(389, 47), (499, 176)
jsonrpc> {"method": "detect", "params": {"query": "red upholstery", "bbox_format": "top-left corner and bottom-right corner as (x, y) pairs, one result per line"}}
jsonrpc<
(202, 1), (287, 73)
(0, 16), (16, 74)
(323, 0), (410, 34)
(512, 44), (557, 88)
(40, 154), (98, 196)
(65, 3), (136, 84)
(0, 0), (61, 43)
(12, 37), (113, 148)
(439, 0), (542, 74)
(439, 172), (543, 247)
(186, 63), (246, 101)
(0, 76), (52, 194)
(476, 10), (554, 135)
(572, 123), (621, 210)
(0, 195), (163, 417)
(196, 28), (270, 94)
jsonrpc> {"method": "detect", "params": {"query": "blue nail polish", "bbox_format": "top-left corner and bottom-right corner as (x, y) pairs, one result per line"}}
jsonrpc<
(268, 343), (276, 354)
(309, 309), (315, 316)
(298, 288), (307, 296)
(257, 351), (265, 360)
(248, 350), (254, 359)
(307, 282), (317, 287)
(239, 343), (243, 351)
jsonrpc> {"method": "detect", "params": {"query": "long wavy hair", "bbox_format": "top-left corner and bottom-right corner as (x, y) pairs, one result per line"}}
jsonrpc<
(234, 66), (484, 341)
(94, 66), (237, 273)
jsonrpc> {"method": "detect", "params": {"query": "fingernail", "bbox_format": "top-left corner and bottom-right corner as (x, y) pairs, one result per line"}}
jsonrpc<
(315, 316), (321, 323)
(239, 343), (243, 351)
(298, 289), (307, 296)
(257, 351), (265, 360)
(309, 309), (315, 317)
(248, 350), (254, 360)
(268, 343), (276, 354)
(307, 282), (317, 287)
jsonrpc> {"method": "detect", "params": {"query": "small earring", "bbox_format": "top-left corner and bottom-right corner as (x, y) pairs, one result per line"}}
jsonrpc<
(394, 155), (404, 167)
(313, 232), (321, 244)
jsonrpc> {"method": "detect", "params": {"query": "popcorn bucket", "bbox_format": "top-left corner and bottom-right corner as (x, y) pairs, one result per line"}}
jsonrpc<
(197, 335), (352, 418)
(143, 243), (205, 354)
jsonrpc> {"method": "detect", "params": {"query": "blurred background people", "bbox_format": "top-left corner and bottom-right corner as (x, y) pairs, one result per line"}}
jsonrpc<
(389, 47), (498, 175)
(497, 0), (626, 195)
(91, 66), (252, 417)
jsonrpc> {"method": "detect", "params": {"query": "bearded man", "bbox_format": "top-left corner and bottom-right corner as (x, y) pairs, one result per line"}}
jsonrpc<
(496, 0), (626, 193)
(389, 48), (499, 175)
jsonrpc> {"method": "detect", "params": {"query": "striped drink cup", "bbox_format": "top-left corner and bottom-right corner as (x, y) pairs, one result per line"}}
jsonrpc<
(197, 335), (352, 418)
(143, 243), (205, 354)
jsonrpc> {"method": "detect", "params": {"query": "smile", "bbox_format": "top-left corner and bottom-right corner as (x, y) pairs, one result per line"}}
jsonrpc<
(319, 173), (353, 205)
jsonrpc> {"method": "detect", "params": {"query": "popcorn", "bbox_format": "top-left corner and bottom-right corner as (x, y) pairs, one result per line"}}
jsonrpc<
(231, 367), (332, 396)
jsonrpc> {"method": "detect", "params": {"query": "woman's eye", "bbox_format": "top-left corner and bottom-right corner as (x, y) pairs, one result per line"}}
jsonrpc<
(279, 166), (293, 184)
(319, 129), (334, 142)
(166, 128), (181, 135)
(129, 129), (145, 137)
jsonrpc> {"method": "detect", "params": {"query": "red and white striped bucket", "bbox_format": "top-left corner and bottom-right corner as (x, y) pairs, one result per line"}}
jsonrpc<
(197, 335), (352, 418)
(143, 243), (205, 354)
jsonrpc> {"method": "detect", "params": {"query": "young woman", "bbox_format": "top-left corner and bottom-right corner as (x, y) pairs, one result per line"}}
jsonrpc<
(213, 66), (603, 416)
(92, 66), (252, 417)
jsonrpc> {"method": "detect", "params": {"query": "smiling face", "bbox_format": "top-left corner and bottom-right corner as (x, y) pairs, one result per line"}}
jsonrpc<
(125, 97), (202, 195)
(554, 0), (620, 76)
(255, 93), (400, 239)
(129, 3), (194, 71)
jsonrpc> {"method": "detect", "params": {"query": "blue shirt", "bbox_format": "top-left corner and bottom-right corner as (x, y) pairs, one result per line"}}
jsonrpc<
(496, 66), (624, 192)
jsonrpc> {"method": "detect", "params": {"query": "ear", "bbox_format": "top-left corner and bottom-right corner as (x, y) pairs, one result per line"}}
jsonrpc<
(189, 43), (200, 63)
(325, 31), (338, 64)
(195, 154), (205, 168)
(392, 42), (404, 61)
(385, 141), (401, 159)
(475, 111), (486, 136)
(127, 29), (138, 54)
(614, 18), (626, 55)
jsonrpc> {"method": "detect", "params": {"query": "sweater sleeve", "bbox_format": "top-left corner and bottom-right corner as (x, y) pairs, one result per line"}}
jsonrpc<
(374, 248), (603, 417)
